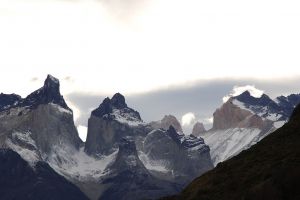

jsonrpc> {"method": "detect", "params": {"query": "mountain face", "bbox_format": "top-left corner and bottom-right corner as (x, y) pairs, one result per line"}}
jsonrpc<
(2, 76), (297, 200)
(0, 75), (87, 199)
(201, 91), (300, 165)
(0, 75), (82, 157)
(143, 126), (213, 184)
(149, 115), (183, 133)
(83, 94), (213, 199)
(0, 75), (70, 113)
(0, 93), (22, 112)
(0, 79), (212, 200)
(85, 93), (149, 156)
(99, 137), (180, 200)
(161, 103), (300, 200)
(0, 148), (88, 200)
(233, 91), (300, 122)
(192, 122), (206, 136)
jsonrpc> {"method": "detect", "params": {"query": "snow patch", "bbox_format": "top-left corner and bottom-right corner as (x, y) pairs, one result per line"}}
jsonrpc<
(232, 99), (255, 114)
(112, 109), (144, 127)
(274, 120), (286, 128)
(233, 99), (283, 122)
(139, 151), (169, 173)
(49, 146), (118, 181)
(6, 131), (40, 166)
(265, 113), (282, 121)
(202, 128), (266, 165)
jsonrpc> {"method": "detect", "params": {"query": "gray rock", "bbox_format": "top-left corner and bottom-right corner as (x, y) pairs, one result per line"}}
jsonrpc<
(0, 75), (82, 159)
(192, 122), (206, 136)
(212, 99), (272, 130)
(149, 115), (183, 133)
(143, 126), (213, 184)
(99, 137), (180, 200)
(85, 93), (151, 156)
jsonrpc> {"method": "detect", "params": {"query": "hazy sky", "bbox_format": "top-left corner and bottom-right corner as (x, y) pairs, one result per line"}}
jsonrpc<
(0, 0), (300, 140)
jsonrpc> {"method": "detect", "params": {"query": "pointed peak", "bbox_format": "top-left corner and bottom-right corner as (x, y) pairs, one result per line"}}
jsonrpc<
(44, 74), (60, 89)
(240, 90), (251, 96)
(46, 74), (59, 83)
(111, 93), (127, 109)
(234, 90), (270, 103)
(21, 75), (69, 110)
(91, 93), (142, 121)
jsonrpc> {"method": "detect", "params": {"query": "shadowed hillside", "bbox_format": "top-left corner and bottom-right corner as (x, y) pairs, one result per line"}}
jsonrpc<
(161, 104), (300, 200)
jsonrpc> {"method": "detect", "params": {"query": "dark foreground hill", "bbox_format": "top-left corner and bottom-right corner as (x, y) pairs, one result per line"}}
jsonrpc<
(0, 149), (89, 200)
(162, 104), (300, 200)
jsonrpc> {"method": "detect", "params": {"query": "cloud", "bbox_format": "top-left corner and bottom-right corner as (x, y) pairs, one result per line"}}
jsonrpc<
(65, 93), (104, 125)
(65, 77), (300, 131)
(223, 85), (264, 103)
(77, 125), (87, 142)
(1, 0), (300, 97)
(203, 117), (214, 124)
(63, 76), (73, 82)
(30, 77), (39, 82)
(65, 99), (81, 123)
(181, 112), (196, 127)
(101, 0), (149, 23)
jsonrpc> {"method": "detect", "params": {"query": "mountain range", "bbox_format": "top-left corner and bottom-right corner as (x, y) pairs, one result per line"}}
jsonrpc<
(161, 94), (300, 200)
(0, 75), (299, 200)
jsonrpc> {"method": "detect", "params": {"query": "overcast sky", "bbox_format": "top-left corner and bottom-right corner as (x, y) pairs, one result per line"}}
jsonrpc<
(0, 0), (300, 140)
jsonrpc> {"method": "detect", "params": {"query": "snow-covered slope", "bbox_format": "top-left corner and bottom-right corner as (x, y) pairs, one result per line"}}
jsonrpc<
(202, 128), (270, 165)
(49, 146), (118, 181)
(204, 90), (300, 166)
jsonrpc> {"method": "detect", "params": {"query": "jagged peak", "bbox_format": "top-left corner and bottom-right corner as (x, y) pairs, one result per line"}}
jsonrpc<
(111, 93), (127, 109)
(0, 75), (70, 112)
(165, 126), (208, 150)
(232, 90), (273, 107)
(91, 93), (142, 123)
(239, 90), (251, 97)
(21, 75), (70, 110)
(44, 74), (60, 89)
(0, 93), (22, 111)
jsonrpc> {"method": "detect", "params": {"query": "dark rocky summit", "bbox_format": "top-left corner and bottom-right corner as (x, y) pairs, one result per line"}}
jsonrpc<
(91, 93), (141, 120)
(85, 93), (147, 156)
(22, 74), (70, 110)
(0, 93), (22, 112)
